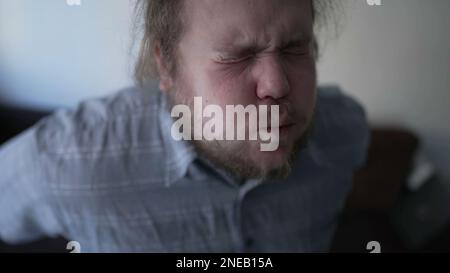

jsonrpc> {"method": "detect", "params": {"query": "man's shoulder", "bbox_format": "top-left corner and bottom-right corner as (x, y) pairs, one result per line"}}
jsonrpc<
(312, 86), (370, 169)
(28, 85), (169, 189)
(36, 86), (159, 138)
(33, 86), (161, 148)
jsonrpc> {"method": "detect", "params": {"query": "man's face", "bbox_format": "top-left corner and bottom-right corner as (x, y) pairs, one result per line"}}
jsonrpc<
(164, 0), (317, 179)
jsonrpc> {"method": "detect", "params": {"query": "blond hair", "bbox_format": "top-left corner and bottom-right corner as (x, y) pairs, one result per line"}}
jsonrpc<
(134, 0), (340, 86)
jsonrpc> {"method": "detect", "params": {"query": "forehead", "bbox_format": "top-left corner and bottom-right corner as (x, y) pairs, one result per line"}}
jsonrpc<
(182, 0), (313, 47)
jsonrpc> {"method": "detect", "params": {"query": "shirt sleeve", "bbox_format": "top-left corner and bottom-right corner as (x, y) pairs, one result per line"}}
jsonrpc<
(0, 126), (62, 244)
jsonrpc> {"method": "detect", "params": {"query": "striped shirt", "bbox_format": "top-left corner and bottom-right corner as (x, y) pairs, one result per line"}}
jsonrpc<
(0, 84), (369, 252)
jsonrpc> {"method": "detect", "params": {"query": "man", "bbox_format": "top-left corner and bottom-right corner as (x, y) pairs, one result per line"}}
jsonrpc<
(0, 0), (369, 252)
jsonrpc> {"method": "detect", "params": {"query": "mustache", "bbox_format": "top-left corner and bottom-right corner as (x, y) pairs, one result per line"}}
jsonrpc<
(261, 101), (301, 128)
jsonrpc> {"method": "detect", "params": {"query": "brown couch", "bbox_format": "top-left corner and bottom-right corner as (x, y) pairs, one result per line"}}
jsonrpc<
(331, 128), (450, 253)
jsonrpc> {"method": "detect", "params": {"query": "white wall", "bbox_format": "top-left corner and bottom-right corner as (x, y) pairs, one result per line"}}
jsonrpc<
(317, 0), (450, 180)
(0, 0), (135, 109)
(0, 0), (449, 179)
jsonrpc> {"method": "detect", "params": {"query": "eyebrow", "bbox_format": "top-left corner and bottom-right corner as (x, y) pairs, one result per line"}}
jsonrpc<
(212, 37), (260, 55)
(215, 45), (260, 57)
(280, 37), (312, 50)
(280, 32), (313, 47)
(213, 32), (312, 55)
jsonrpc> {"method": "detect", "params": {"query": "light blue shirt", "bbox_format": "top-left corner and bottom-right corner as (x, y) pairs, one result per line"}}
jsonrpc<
(0, 84), (369, 252)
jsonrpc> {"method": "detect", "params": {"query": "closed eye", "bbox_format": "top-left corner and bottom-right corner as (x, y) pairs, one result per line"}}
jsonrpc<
(215, 55), (254, 64)
(282, 45), (311, 56)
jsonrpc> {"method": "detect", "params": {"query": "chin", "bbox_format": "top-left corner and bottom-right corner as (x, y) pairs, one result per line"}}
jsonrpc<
(251, 143), (294, 172)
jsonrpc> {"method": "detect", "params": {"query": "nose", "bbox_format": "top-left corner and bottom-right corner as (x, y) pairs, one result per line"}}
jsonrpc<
(253, 54), (290, 100)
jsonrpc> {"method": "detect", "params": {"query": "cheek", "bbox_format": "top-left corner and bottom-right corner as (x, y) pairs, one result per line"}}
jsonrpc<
(287, 62), (317, 112)
(201, 65), (256, 106)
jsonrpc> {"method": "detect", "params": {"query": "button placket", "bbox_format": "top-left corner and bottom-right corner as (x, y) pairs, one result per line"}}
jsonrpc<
(233, 179), (263, 252)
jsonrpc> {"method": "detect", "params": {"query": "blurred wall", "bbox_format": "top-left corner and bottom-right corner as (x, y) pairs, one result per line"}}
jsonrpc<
(0, 0), (449, 179)
(317, 0), (450, 180)
(0, 0), (135, 109)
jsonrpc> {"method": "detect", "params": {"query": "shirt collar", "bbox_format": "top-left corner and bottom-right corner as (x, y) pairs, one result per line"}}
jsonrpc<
(306, 139), (330, 168)
(156, 89), (328, 187)
(157, 93), (250, 188)
(158, 92), (198, 187)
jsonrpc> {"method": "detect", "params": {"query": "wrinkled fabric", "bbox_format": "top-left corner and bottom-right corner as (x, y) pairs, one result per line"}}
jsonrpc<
(0, 84), (369, 252)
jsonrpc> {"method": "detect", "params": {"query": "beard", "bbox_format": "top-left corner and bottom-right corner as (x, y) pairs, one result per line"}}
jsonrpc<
(191, 129), (313, 181)
(165, 81), (315, 182)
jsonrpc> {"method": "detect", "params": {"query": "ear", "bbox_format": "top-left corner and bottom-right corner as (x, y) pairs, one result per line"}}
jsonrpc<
(153, 43), (174, 92)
